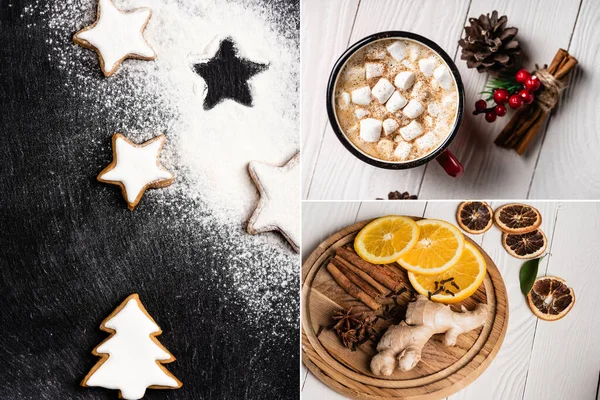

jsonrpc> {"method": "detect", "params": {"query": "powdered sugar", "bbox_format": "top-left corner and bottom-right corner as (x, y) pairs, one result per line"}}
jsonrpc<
(21, 0), (299, 334)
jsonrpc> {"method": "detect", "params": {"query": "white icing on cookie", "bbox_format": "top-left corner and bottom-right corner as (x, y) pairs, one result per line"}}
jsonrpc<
(74, 0), (155, 76)
(83, 296), (180, 400)
(247, 153), (300, 252)
(98, 134), (173, 209)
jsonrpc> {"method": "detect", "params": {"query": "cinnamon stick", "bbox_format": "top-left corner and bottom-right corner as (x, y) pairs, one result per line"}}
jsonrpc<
(336, 247), (403, 292)
(326, 263), (380, 310)
(515, 113), (548, 154)
(384, 263), (406, 281)
(334, 255), (389, 295)
(331, 258), (382, 300)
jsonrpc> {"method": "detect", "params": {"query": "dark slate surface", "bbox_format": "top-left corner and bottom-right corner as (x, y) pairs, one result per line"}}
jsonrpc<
(0, 0), (300, 399)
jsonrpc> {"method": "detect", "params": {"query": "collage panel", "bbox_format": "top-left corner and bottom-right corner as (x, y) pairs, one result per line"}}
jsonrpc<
(1, 0), (299, 399)
(301, 201), (600, 399)
(301, 0), (597, 200)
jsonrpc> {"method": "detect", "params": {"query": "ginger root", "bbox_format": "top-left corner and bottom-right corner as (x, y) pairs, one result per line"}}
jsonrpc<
(371, 295), (489, 375)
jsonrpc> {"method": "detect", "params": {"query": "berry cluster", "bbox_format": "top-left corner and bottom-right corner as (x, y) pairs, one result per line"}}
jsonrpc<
(473, 69), (542, 123)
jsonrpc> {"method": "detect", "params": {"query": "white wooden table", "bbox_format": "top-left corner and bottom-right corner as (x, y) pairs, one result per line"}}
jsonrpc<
(301, 0), (599, 200)
(301, 201), (600, 400)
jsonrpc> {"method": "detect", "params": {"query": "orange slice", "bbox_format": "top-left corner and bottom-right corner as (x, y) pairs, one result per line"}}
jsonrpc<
(396, 219), (465, 275)
(408, 242), (486, 303)
(354, 216), (420, 264)
(527, 276), (575, 321)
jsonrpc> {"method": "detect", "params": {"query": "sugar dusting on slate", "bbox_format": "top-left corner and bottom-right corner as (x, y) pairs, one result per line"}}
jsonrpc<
(21, 0), (299, 337)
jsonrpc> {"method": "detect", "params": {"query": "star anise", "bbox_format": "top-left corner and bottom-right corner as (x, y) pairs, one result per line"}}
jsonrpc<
(330, 308), (379, 350)
(331, 308), (363, 331)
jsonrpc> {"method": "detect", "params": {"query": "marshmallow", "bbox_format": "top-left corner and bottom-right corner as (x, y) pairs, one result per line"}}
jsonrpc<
(399, 120), (423, 141)
(355, 108), (370, 119)
(433, 65), (453, 90)
(403, 99), (425, 119)
(401, 60), (415, 69)
(365, 62), (384, 79)
(386, 41), (406, 61)
(394, 141), (412, 160)
(415, 132), (437, 151)
(360, 118), (382, 142)
(344, 66), (364, 81)
(427, 101), (443, 117)
(411, 81), (429, 101)
(408, 43), (420, 60)
(394, 71), (415, 90)
(351, 86), (371, 105)
(377, 139), (395, 158)
(424, 115), (433, 127)
(434, 121), (450, 136)
(372, 78), (395, 104)
(418, 56), (438, 77)
(339, 92), (351, 109)
(383, 118), (399, 135)
(347, 125), (358, 135)
(386, 91), (408, 113)
(442, 93), (457, 109)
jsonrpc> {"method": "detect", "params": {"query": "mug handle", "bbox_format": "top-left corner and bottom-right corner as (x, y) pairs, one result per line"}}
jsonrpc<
(435, 149), (464, 177)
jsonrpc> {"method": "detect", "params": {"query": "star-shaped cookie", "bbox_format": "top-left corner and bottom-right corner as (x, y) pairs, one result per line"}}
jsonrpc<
(247, 152), (300, 252)
(74, 0), (155, 77)
(98, 134), (174, 210)
(193, 38), (268, 110)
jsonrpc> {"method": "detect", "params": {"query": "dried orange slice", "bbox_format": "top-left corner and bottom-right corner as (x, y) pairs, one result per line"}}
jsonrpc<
(408, 241), (486, 303)
(502, 229), (547, 259)
(527, 276), (575, 321)
(456, 201), (493, 234)
(494, 203), (542, 234)
(354, 216), (420, 264)
(396, 219), (465, 275)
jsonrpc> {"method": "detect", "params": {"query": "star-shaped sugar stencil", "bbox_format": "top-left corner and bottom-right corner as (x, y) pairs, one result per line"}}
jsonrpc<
(98, 134), (174, 210)
(73, 0), (155, 77)
(193, 37), (269, 110)
(247, 153), (300, 253)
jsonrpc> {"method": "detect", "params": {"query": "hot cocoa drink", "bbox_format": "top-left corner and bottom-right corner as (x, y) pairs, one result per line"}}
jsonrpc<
(334, 38), (459, 162)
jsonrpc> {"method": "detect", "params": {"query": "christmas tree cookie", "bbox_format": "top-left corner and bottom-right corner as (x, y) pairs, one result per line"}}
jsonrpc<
(81, 294), (182, 399)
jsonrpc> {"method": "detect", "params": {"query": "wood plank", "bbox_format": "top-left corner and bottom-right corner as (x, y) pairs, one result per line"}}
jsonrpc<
(302, 202), (361, 262)
(301, 364), (309, 389)
(523, 202), (600, 399)
(420, 0), (581, 199)
(306, 0), (470, 200)
(528, 0), (598, 198)
(302, 372), (349, 399)
(354, 200), (428, 221)
(301, 0), (360, 199)
(448, 201), (559, 400)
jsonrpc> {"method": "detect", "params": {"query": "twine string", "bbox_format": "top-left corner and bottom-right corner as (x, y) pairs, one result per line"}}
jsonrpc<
(534, 64), (566, 112)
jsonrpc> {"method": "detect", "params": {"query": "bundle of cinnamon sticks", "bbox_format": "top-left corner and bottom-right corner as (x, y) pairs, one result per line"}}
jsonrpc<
(327, 247), (406, 311)
(495, 49), (578, 154)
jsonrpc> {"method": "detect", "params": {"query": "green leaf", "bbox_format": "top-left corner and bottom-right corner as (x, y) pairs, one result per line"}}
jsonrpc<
(519, 255), (547, 295)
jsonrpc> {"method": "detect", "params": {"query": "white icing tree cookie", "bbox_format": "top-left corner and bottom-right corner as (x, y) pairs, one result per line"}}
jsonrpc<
(247, 152), (300, 252)
(81, 294), (182, 400)
(73, 0), (156, 77)
(97, 133), (174, 210)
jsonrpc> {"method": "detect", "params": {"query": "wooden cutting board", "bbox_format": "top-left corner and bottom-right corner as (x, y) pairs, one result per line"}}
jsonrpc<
(302, 218), (509, 400)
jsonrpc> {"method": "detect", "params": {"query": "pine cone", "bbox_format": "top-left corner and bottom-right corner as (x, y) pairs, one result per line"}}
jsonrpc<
(458, 10), (521, 75)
